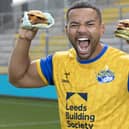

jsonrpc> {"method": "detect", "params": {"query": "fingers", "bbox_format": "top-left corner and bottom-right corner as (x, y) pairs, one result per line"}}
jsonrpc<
(18, 28), (38, 41)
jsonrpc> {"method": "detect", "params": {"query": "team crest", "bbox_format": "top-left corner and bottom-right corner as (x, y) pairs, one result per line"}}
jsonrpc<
(96, 69), (115, 83)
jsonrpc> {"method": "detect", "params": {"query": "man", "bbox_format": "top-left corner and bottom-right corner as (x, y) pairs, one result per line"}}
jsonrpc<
(8, 1), (129, 129)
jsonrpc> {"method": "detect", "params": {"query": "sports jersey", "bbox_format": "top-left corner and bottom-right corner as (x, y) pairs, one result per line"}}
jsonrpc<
(36, 44), (129, 129)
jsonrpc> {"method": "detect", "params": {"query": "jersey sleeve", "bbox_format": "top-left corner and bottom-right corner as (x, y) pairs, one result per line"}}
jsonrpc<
(36, 55), (54, 85)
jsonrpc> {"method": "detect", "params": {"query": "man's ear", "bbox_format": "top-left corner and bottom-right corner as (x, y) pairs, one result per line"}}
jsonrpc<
(101, 23), (105, 36)
(65, 24), (68, 35)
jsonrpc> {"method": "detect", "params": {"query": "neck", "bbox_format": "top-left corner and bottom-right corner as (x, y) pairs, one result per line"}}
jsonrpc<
(77, 43), (108, 64)
(90, 43), (104, 59)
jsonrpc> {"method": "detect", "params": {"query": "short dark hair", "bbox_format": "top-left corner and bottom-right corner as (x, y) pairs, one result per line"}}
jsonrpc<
(66, 1), (102, 23)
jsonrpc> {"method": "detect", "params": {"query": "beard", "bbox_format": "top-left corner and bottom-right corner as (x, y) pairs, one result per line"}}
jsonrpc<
(68, 36), (100, 60)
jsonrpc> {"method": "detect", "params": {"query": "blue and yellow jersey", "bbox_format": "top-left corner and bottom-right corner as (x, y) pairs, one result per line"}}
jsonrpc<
(36, 44), (129, 129)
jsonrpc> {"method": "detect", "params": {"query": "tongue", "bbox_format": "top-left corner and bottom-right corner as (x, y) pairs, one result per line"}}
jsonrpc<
(79, 41), (89, 49)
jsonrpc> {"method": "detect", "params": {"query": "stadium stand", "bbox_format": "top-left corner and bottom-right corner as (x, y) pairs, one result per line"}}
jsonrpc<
(0, 0), (129, 74)
(114, 0), (129, 5)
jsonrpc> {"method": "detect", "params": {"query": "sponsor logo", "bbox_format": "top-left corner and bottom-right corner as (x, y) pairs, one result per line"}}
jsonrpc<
(65, 92), (95, 129)
(66, 92), (88, 101)
(96, 68), (114, 83)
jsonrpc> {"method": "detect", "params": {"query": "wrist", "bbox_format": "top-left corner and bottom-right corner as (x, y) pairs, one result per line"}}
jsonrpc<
(18, 28), (37, 41)
(18, 34), (32, 42)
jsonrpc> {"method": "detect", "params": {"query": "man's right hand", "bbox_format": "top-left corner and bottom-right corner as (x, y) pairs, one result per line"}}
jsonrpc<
(18, 28), (38, 41)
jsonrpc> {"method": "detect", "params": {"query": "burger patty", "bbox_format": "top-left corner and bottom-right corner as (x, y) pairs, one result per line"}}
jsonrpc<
(114, 19), (129, 40)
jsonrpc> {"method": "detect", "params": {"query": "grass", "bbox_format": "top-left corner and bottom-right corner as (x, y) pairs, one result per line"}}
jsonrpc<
(0, 96), (60, 129)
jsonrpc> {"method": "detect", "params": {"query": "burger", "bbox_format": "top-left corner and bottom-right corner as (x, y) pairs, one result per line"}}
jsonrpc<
(114, 19), (129, 41)
(27, 10), (50, 25)
(21, 10), (54, 29)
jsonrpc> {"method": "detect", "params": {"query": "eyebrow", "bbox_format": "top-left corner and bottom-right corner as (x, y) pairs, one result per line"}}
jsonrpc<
(70, 19), (96, 24)
(86, 20), (96, 23)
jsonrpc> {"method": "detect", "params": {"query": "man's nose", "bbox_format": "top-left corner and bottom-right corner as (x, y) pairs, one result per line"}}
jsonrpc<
(77, 25), (88, 33)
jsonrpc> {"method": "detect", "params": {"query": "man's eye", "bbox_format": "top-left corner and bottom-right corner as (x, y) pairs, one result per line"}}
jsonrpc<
(70, 24), (79, 28)
(87, 23), (95, 26)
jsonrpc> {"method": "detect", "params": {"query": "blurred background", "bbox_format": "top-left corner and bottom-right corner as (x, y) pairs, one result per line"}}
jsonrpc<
(0, 0), (129, 129)
(0, 0), (129, 72)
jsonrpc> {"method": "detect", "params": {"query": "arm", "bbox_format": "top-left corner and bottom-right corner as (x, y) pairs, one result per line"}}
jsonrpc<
(8, 28), (45, 88)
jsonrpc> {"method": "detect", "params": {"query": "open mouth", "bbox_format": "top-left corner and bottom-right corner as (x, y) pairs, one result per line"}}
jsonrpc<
(77, 37), (90, 55)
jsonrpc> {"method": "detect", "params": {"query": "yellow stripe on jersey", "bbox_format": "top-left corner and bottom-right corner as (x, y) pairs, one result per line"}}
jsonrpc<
(36, 59), (48, 85)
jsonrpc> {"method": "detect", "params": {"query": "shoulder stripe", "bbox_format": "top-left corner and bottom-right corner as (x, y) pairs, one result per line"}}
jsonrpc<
(36, 59), (48, 84)
(128, 75), (129, 92)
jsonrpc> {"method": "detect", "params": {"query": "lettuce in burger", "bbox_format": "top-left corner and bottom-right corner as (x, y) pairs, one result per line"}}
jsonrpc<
(114, 19), (129, 41)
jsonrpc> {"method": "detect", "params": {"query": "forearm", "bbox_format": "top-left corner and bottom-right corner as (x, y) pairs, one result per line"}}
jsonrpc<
(8, 38), (31, 83)
(8, 28), (37, 84)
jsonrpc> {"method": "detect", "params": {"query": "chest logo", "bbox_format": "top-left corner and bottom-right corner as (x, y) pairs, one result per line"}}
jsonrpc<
(66, 92), (88, 101)
(62, 72), (70, 83)
(97, 69), (115, 83)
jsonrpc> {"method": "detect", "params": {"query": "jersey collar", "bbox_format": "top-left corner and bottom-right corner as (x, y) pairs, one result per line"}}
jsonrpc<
(77, 44), (108, 64)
